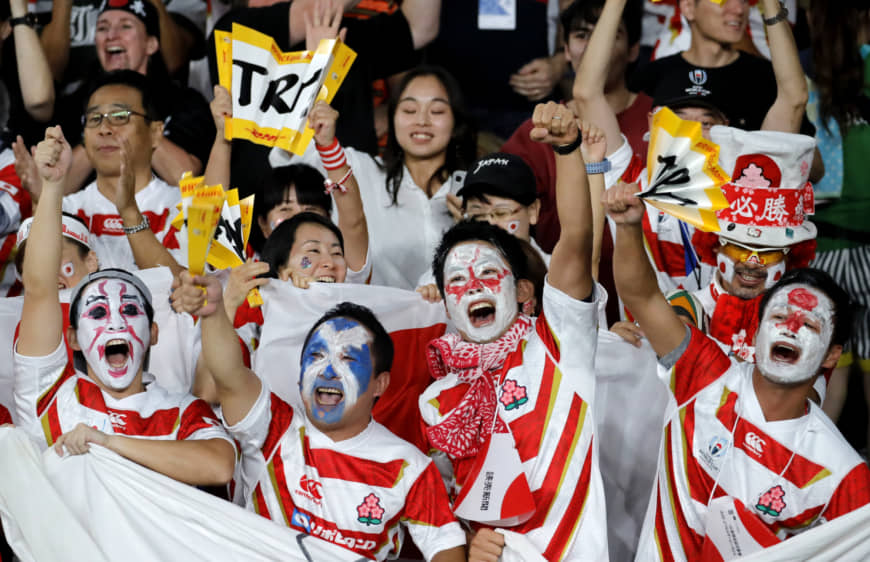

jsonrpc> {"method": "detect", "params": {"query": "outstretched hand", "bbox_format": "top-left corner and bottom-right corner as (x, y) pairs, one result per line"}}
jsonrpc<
(225, 259), (270, 311)
(304, 0), (347, 51)
(13, 135), (42, 199)
(33, 126), (72, 185)
(602, 181), (645, 225)
(529, 102), (579, 147)
(112, 136), (138, 214)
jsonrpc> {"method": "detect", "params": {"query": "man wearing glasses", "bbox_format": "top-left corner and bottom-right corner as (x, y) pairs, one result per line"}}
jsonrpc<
(60, 70), (184, 273)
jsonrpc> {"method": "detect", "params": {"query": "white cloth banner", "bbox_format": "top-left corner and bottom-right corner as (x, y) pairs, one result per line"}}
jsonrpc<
(0, 267), (198, 422)
(594, 330), (670, 562)
(0, 427), (368, 561)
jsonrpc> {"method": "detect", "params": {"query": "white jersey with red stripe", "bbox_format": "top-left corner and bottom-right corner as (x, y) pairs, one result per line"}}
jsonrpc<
(62, 177), (183, 271)
(636, 327), (870, 561)
(419, 281), (608, 560)
(12, 341), (231, 449)
(227, 384), (466, 561)
(0, 148), (30, 297)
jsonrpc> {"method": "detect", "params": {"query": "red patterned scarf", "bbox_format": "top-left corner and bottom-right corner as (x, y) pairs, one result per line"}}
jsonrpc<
(425, 316), (533, 459)
(710, 288), (762, 361)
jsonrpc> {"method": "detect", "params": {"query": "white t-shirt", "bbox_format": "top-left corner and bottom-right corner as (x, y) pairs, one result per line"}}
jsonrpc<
(13, 340), (231, 451)
(226, 383), (466, 561)
(62, 177), (184, 271)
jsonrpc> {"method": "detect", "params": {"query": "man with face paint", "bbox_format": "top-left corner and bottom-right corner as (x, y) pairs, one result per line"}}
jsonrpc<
(177, 271), (466, 561)
(606, 179), (870, 561)
(421, 102), (608, 560)
(12, 127), (235, 488)
(648, 127), (820, 364)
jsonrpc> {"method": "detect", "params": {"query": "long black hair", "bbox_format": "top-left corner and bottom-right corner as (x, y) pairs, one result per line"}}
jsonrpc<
(382, 66), (477, 205)
(809, 0), (870, 132)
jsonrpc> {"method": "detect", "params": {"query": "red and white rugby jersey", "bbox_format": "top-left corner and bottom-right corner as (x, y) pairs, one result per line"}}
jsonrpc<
(636, 327), (870, 561)
(227, 384), (465, 561)
(0, 148), (30, 297)
(420, 281), (609, 560)
(12, 341), (231, 449)
(62, 177), (184, 271)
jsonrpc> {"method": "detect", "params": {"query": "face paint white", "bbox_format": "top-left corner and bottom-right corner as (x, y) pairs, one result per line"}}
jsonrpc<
(77, 279), (151, 390)
(717, 252), (736, 286)
(299, 318), (373, 425)
(443, 242), (517, 343)
(764, 261), (786, 289)
(756, 284), (834, 384)
(505, 220), (520, 234)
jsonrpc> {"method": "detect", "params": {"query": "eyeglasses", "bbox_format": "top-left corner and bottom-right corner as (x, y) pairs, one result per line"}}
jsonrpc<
(464, 206), (522, 222)
(83, 109), (149, 128)
(720, 241), (789, 266)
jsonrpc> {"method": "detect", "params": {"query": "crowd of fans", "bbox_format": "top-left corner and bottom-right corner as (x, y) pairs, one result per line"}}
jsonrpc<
(0, 0), (869, 560)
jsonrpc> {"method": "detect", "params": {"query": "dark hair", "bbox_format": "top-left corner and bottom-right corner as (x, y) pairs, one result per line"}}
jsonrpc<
(432, 220), (529, 298)
(260, 212), (344, 278)
(759, 268), (853, 348)
(15, 213), (91, 277)
(383, 66), (477, 205)
(84, 69), (161, 121)
(809, 0), (870, 132)
(257, 165), (332, 222)
(302, 302), (394, 376)
(560, 0), (643, 47)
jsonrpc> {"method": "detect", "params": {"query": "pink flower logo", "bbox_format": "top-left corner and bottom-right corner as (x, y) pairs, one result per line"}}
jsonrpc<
(500, 379), (529, 411)
(357, 493), (385, 525)
(756, 485), (787, 516)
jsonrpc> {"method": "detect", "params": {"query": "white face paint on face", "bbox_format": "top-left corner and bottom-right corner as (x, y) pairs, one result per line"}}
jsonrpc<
(443, 242), (517, 343)
(756, 284), (834, 385)
(77, 279), (151, 390)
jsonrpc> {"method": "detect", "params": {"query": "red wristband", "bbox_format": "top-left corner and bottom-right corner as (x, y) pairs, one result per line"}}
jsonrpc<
(315, 137), (347, 170)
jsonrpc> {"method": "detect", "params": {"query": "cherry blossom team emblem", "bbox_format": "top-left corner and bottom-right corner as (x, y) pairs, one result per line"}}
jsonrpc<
(357, 493), (385, 526)
(499, 379), (528, 411)
(756, 485), (786, 517)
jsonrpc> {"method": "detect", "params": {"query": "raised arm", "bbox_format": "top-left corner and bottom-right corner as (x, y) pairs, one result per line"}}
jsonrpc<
(531, 102), (593, 300)
(288, 0), (358, 46)
(39, 0), (72, 82)
(147, 0), (197, 76)
(604, 182), (686, 357)
(10, 0), (54, 121)
(571, 0), (626, 156)
(759, 0), (807, 134)
(400, 0), (441, 49)
(203, 85), (232, 189)
(177, 271), (262, 426)
(112, 137), (185, 277)
(17, 126), (71, 358)
(308, 100), (368, 272)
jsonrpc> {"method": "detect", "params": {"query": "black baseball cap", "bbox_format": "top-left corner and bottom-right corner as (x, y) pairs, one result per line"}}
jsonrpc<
(651, 70), (729, 123)
(458, 152), (538, 206)
(99, 0), (160, 37)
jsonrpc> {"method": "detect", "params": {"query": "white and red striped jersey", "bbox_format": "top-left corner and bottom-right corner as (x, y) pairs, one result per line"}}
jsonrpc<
(227, 384), (465, 561)
(0, 148), (30, 297)
(636, 327), (870, 561)
(62, 177), (183, 271)
(13, 341), (231, 449)
(420, 281), (609, 560)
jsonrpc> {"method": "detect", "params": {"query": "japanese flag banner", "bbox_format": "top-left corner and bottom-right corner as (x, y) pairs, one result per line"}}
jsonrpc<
(638, 106), (731, 232)
(214, 24), (356, 155)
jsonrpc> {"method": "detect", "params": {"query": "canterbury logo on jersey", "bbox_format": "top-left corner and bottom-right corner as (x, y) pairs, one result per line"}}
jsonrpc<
(744, 432), (766, 455)
(108, 411), (127, 428)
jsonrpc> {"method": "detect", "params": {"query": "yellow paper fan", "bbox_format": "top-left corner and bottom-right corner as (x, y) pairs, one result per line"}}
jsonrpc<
(639, 107), (731, 232)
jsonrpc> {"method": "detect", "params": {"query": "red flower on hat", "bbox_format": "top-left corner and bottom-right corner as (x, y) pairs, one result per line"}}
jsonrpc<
(733, 154), (781, 188)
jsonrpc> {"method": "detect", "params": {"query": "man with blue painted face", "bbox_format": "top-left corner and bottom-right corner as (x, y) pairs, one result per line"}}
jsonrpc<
(178, 271), (466, 561)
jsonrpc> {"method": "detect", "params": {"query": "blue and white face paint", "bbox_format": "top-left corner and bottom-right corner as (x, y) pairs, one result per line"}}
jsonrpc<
(299, 318), (373, 425)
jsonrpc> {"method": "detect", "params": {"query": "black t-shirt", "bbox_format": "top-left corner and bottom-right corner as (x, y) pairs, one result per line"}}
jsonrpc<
(208, 3), (419, 197)
(630, 52), (813, 133)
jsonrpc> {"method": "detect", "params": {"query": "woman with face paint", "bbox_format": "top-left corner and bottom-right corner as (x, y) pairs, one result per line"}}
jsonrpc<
(271, 65), (477, 291)
(420, 102), (610, 560)
(13, 126), (235, 488)
(177, 272), (467, 561)
(606, 177), (870, 560)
